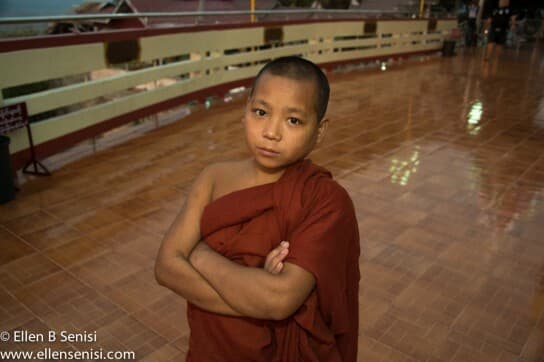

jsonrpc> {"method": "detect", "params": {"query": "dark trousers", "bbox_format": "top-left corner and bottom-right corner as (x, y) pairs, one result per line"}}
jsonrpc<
(466, 18), (477, 46)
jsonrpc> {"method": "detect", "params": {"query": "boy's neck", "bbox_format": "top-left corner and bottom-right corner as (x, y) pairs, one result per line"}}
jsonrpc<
(249, 158), (288, 185)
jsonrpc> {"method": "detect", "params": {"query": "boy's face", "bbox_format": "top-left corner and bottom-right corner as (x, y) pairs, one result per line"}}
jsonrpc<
(243, 73), (328, 171)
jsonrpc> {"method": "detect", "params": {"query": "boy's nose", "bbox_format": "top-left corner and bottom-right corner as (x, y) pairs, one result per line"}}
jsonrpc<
(262, 118), (282, 141)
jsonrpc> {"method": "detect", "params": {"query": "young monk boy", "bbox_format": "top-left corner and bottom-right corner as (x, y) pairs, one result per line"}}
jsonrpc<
(155, 56), (360, 361)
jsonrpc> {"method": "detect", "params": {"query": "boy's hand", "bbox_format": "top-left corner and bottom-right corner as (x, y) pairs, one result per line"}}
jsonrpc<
(191, 241), (289, 274)
(264, 241), (289, 274)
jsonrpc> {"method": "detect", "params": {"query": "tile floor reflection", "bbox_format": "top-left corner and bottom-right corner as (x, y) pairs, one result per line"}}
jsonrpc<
(1, 45), (544, 361)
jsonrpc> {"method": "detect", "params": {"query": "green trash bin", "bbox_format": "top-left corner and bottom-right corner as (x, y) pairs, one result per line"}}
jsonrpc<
(0, 135), (16, 204)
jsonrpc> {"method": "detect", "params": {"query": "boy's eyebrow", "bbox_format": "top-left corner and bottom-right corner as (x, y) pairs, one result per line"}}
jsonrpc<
(252, 98), (308, 115)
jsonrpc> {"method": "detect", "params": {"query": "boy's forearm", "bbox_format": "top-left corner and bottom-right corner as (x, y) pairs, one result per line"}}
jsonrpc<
(190, 244), (292, 320)
(155, 255), (242, 316)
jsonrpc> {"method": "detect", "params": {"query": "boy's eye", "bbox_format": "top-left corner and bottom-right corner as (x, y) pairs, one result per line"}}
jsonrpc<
(287, 117), (302, 126)
(254, 109), (266, 117)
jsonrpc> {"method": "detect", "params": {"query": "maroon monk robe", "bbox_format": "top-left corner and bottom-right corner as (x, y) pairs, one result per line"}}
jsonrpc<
(187, 159), (360, 361)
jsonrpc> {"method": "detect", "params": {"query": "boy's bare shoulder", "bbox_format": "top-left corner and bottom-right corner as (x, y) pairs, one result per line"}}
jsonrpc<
(202, 160), (250, 200)
(204, 160), (248, 180)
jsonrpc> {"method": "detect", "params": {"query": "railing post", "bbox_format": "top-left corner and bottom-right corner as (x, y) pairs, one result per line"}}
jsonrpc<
(197, 0), (206, 24)
(250, 0), (255, 23)
(190, 52), (202, 85)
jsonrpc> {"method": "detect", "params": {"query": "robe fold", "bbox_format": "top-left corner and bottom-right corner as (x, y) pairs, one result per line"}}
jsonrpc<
(187, 159), (360, 361)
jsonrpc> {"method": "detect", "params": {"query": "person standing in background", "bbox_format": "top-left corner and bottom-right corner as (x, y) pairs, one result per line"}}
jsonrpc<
(484, 0), (516, 61)
(466, 0), (480, 47)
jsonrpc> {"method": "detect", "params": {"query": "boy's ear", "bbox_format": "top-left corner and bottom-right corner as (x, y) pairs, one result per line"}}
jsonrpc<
(317, 118), (329, 144)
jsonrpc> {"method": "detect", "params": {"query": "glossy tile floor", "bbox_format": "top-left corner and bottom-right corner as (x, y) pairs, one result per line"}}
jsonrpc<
(1, 45), (544, 361)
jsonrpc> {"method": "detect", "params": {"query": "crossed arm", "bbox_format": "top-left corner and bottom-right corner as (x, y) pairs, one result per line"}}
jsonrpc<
(154, 166), (315, 320)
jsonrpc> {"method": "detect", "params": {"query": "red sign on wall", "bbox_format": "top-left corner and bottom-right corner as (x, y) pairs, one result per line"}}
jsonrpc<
(0, 103), (28, 134)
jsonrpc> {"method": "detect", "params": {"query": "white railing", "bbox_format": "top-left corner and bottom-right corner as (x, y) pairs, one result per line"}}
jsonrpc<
(0, 18), (456, 167)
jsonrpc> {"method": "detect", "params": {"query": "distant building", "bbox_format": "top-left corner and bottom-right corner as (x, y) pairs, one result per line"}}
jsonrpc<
(49, 1), (142, 34)
(48, 0), (279, 34)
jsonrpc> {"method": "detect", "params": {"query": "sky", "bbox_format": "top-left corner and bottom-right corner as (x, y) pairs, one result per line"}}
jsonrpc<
(0, 0), (87, 17)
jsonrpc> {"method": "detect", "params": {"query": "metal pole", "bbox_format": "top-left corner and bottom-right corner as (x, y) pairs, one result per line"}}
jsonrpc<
(477, 0), (485, 30)
(25, 125), (38, 173)
(197, 0), (205, 24)
(419, 0), (425, 18)
(250, 0), (255, 23)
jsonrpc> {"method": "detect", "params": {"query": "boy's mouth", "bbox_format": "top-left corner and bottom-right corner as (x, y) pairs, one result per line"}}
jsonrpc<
(256, 146), (280, 157)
